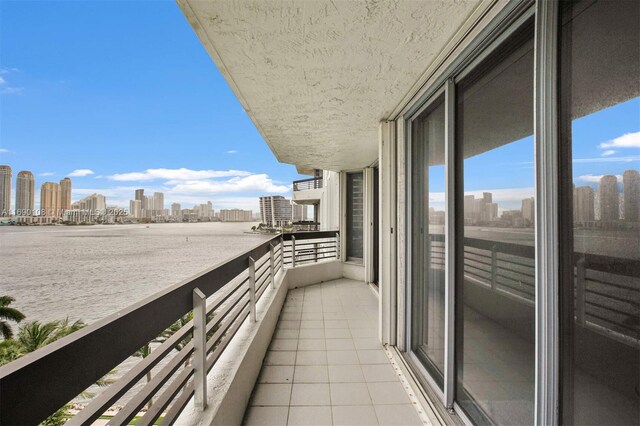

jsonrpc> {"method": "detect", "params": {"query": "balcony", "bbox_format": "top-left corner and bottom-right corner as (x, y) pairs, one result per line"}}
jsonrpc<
(242, 279), (423, 426)
(292, 177), (323, 205)
(0, 231), (428, 425)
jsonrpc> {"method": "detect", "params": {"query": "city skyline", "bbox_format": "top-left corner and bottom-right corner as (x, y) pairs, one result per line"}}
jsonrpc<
(0, 165), (279, 214)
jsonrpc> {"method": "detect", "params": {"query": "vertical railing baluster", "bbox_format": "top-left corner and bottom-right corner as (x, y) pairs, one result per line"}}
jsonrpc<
(280, 235), (284, 269)
(249, 257), (257, 322)
(291, 235), (296, 268)
(335, 232), (340, 259)
(491, 244), (498, 289)
(192, 287), (207, 411)
(576, 257), (586, 325)
(314, 241), (318, 263)
(270, 242), (275, 288)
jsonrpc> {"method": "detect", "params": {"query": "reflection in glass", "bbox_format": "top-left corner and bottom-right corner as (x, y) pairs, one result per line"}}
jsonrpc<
(456, 22), (535, 425)
(411, 96), (446, 387)
(346, 172), (364, 261)
(560, 1), (640, 424)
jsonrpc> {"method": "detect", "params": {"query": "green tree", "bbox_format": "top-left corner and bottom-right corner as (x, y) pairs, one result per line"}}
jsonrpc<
(0, 296), (25, 339)
(17, 318), (85, 352)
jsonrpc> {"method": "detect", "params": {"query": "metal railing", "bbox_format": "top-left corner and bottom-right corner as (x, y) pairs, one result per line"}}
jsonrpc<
(292, 221), (320, 232)
(282, 231), (340, 267)
(292, 177), (323, 191)
(428, 234), (640, 346)
(0, 231), (338, 425)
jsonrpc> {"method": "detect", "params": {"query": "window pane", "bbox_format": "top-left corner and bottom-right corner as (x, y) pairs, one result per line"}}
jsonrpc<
(411, 96), (446, 387)
(456, 22), (535, 425)
(346, 172), (364, 260)
(560, 1), (640, 424)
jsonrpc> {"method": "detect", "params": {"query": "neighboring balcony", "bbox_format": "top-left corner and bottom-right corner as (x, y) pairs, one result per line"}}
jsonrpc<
(292, 177), (323, 205)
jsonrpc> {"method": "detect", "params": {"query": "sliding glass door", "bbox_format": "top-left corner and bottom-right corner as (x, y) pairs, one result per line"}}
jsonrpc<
(405, 2), (638, 424)
(455, 21), (536, 425)
(559, 1), (640, 424)
(410, 94), (446, 389)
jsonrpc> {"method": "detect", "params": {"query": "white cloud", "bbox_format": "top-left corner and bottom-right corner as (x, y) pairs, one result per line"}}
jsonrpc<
(168, 174), (289, 195)
(577, 174), (623, 183)
(39, 172), (55, 177)
(1, 86), (24, 95)
(599, 131), (640, 150)
(0, 68), (22, 94)
(573, 155), (640, 164)
(226, 150), (238, 154)
(0, 148), (9, 153)
(68, 169), (95, 177)
(107, 168), (250, 182)
(0, 67), (19, 75)
(601, 150), (616, 157)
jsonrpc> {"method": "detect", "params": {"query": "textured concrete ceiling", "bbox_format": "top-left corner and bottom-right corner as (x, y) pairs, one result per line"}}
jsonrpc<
(179, 0), (483, 172)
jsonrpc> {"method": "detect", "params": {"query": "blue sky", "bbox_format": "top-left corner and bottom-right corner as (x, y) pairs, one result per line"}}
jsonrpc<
(428, 97), (639, 211)
(0, 0), (305, 211)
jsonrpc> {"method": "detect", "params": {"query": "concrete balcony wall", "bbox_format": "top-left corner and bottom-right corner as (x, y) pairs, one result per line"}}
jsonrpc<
(292, 187), (323, 205)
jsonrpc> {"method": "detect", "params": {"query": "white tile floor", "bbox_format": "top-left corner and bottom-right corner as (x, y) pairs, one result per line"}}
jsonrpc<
(243, 279), (424, 426)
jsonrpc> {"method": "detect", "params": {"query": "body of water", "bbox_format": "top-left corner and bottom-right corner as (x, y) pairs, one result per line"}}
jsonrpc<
(0, 222), (268, 326)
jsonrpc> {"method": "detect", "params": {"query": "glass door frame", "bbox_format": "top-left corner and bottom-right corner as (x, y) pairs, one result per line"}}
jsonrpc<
(404, 84), (451, 407)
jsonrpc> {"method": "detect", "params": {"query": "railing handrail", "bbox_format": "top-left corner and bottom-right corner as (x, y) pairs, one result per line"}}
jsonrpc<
(292, 177), (322, 184)
(292, 176), (323, 191)
(281, 230), (337, 241)
(429, 233), (639, 277)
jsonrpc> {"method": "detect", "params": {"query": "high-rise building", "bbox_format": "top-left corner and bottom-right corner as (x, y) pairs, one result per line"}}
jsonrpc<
(129, 199), (142, 218)
(194, 201), (214, 219)
(0, 165), (11, 216)
(521, 197), (535, 226)
(15, 170), (35, 215)
(135, 189), (145, 210)
(144, 195), (155, 217)
(463, 194), (475, 224)
(259, 195), (292, 227)
(153, 192), (164, 216)
(60, 177), (72, 212)
(219, 209), (253, 222)
(40, 182), (61, 217)
(623, 169), (640, 222)
(171, 203), (181, 217)
(72, 193), (106, 214)
(599, 175), (619, 222)
(574, 186), (595, 224)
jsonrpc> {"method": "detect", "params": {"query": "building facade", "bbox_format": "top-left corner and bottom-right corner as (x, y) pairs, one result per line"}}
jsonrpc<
(72, 193), (106, 216)
(574, 185), (595, 224)
(60, 177), (72, 212)
(0, 165), (11, 216)
(219, 208), (253, 222)
(129, 199), (142, 219)
(15, 170), (35, 216)
(259, 195), (291, 227)
(171, 203), (181, 218)
(40, 182), (61, 217)
(599, 175), (620, 223)
(623, 169), (640, 222)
